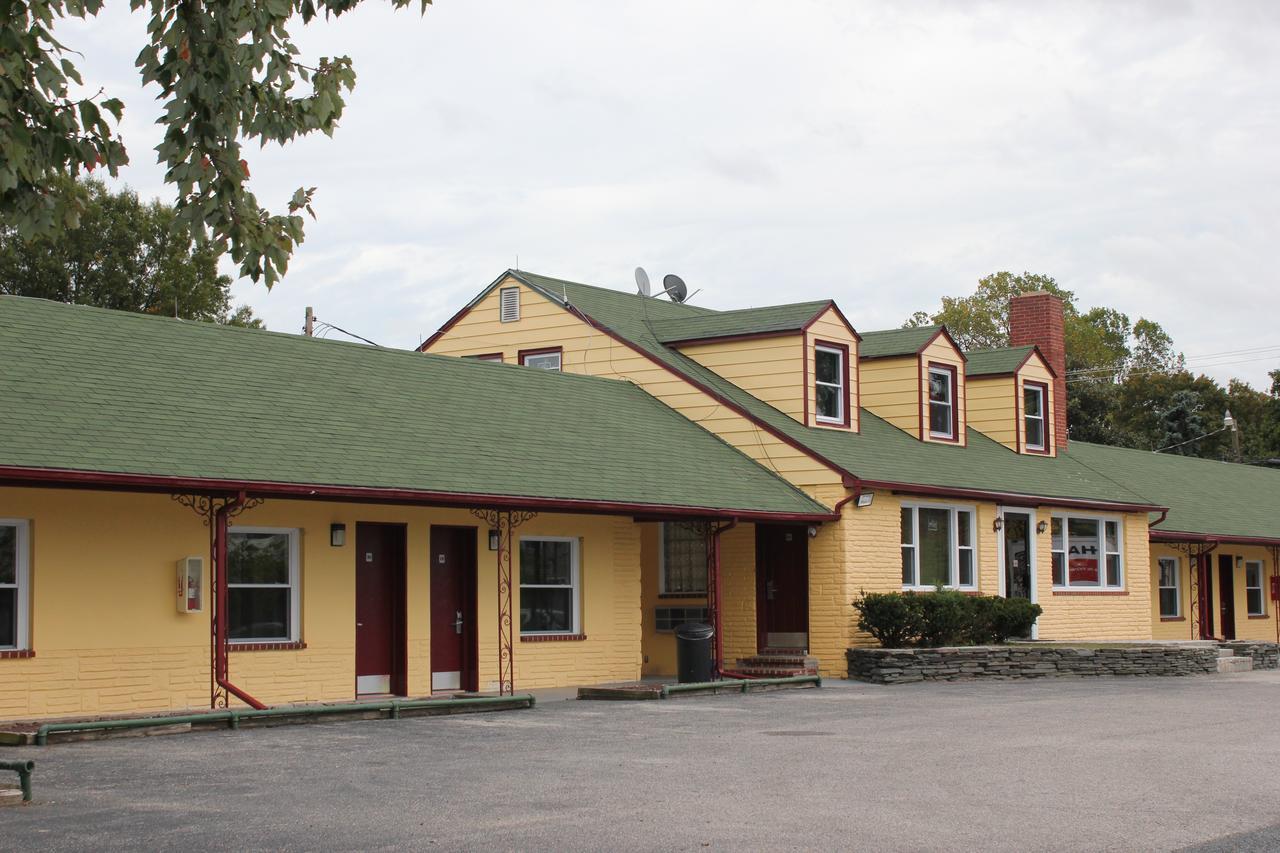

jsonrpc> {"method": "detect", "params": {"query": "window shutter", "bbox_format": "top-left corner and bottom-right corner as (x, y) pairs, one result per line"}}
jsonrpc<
(499, 287), (520, 323)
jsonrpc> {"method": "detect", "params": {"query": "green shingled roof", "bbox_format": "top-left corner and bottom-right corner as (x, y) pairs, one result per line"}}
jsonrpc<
(649, 301), (833, 344)
(0, 296), (830, 518)
(858, 325), (944, 359)
(965, 346), (1036, 377)
(1067, 442), (1280, 542)
(507, 272), (1160, 510)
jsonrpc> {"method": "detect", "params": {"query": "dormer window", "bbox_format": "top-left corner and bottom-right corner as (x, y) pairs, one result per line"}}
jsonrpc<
(814, 343), (847, 425)
(927, 365), (956, 439)
(1024, 382), (1047, 452)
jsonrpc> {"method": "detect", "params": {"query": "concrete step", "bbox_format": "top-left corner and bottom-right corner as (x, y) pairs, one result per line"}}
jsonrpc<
(1218, 655), (1253, 673)
(1217, 647), (1235, 658)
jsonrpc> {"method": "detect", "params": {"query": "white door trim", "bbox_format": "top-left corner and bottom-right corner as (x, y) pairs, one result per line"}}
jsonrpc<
(997, 506), (1039, 640)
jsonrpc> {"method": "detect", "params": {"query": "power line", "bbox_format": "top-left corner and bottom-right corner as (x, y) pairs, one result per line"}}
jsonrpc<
(313, 320), (381, 347)
(1152, 425), (1229, 454)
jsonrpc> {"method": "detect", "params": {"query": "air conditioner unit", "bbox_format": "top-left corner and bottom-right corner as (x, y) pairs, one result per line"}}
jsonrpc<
(176, 556), (204, 614)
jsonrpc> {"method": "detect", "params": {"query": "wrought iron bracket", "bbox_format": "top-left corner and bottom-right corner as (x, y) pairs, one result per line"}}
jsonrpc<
(470, 509), (537, 695)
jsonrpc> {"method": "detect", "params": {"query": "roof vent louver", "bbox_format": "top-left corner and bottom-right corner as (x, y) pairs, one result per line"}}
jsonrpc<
(499, 287), (520, 323)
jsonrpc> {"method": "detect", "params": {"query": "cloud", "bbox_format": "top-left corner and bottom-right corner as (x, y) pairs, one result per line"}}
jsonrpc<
(55, 0), (1280, 387)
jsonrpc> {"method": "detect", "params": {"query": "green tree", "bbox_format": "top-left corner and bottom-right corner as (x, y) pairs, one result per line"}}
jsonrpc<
(0, 176), (261, 326)
(2, 0), (430, 287)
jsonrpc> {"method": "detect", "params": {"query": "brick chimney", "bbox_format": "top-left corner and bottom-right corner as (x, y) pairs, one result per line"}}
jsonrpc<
(1009, 291), (1068, 449)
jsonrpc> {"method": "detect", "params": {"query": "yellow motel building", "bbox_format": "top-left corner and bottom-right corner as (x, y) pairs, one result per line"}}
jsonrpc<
(2, 273), (1279, 721)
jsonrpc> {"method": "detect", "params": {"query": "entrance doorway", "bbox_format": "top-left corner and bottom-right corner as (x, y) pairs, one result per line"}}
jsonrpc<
(756, 525), (809, 650)
(999, 509), (1037, 639)
(1218, 554), (1236, 640)
(430, 526), (478, 693)
(1196, 553), (1215, 639)
(355, 522), (407, 696)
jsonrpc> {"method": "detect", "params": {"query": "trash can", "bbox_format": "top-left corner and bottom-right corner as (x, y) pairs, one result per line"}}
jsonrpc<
(675, 622), (715, 684)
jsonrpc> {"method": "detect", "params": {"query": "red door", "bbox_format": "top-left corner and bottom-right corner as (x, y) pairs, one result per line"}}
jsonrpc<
(756, 525), (809, 651)
(430, 526), (478, 694)
(1218, 554), (1236, 641)
(355, 523), (406, 696)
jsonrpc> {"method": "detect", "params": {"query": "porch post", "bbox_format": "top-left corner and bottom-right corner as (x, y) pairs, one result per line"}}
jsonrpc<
(707, 519), (737, 679)
(471, 508), (536, 696)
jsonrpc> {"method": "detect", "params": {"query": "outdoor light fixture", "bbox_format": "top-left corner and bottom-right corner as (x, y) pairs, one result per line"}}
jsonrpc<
(488, 529), (500, 551)
(1236, 555), (1244, 569)
(856, 493), (874, 508)
(807, 526), (819, 539)
(992, 517), (1004, 533)
(329, 523), (346, 547)
(1036, 521), (1049, 534)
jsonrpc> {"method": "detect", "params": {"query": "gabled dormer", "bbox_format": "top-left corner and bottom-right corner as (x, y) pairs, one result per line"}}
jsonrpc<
(858, 325), (967, 445)
(654, 301), (861, 431)
(966, 345), (1058, 456)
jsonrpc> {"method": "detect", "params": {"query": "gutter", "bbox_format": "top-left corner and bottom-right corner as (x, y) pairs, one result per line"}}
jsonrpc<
(1148, 529), (1280, 547)
(0, 466), (833, 524)
(855, 479), (1165, 514)
(214, 492), (267, 710)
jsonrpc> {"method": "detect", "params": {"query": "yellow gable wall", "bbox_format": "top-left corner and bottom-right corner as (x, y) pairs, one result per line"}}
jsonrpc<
(425, 276), (844, 490)
(967, 376), (1017, 449)
(859, 356), (920, 436)
(1149, 543), (1280, 641)
(0, 486), (642, 721)
(919, 335), (967, 446)
(674, 335), (805, 422)
(804, 307), (859, 432)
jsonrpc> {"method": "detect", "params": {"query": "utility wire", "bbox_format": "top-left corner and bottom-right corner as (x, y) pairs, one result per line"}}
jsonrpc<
(1152, 425), (1230, 454)
(314, 319), (381, 347)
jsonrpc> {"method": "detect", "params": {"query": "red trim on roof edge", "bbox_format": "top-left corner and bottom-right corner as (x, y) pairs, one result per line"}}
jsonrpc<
(0, 466), (835, 522)
(800, 301), (862, 342)
(1149, 529), (1280, 547)
(856, 479), (1164, 513)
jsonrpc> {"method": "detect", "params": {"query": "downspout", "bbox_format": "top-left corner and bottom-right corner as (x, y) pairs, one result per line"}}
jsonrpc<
(1149, 509), (1169, 529)
(214, 492), (268, 710)
(708, 518), (737, 679)
(832, 475), (863, 519)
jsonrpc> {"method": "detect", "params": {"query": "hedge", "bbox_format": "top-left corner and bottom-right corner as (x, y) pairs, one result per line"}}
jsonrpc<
(852, 589), (1042, 648)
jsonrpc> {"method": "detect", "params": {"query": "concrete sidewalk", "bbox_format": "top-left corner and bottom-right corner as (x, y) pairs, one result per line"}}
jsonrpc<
(5, 671), (1280, 851)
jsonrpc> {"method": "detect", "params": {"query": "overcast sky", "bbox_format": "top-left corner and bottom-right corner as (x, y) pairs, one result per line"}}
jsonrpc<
(62, 1), (1280, 386)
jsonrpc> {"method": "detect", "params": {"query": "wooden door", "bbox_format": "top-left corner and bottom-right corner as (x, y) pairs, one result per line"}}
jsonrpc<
(355, 523), (407, 695)
(756, 525), (809, 651)
(430, 526), (478, 694)
(1218, 554), (1236, 641)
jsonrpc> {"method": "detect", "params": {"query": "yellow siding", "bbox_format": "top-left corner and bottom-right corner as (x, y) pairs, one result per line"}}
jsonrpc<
(919, 335), (967, 446)
(676, 335), (805, 422)
(859, 356), (920, 436)
(0, 487), (642, 721)
(967, 376), (1018, 450)
(1016, 356), (1057, 456)
(805, 307), (860, 431)
(425, 275), (843, 490)
(1149, 544), (1280, 642)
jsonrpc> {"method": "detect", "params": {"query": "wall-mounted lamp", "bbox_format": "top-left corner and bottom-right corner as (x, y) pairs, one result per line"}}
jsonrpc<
(1036, 520), (1049, 534)
(807, 525), (819, 539)
(856, 493), (874, 508)
(1236, 554), (1244, 569)
(329, 523), (346, 547)
(992, 517), (1004, 533)
(488, 529), (500, 551)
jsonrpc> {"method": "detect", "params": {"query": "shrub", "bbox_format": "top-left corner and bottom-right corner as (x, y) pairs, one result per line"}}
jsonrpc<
(852, 590), (1045, 648)
(852, 591), (921, 649)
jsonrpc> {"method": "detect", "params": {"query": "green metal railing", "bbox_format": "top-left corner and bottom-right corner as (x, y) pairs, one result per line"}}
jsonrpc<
(0, 759), (34, 802)
(659, 674), (820, 698)
(35, 694), (535, 746)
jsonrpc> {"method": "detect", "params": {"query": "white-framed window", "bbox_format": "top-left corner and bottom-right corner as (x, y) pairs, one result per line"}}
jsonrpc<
(814, 344), (845, 424)
(927, 366), (955, 439)
(660, 522), (708, 595)
(1246, 560), (1266, 617)
(1051, 514), (1123, 589)
(227, 527), (300, 643)
(520, 350), (561, 371)
(901, 503), (976, 589)
(519, 536), (580, 635)
(1157, 556), (1180, 618)
(0, 519), (30, 651)
(1024, 383), (1047, 451)
(499, 287), (520, 322)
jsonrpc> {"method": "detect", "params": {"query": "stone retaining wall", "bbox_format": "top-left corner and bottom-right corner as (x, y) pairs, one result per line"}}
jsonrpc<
(847, 645), (1221, 684)
(1222, 641), (1280, 670)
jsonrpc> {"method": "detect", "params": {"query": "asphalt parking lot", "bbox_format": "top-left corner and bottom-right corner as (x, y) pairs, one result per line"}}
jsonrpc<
(5, 671), (1280, 852)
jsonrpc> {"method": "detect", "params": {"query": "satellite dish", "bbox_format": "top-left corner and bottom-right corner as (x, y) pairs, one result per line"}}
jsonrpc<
(663, 274), (688, 303)
(635, 266), (651, 297)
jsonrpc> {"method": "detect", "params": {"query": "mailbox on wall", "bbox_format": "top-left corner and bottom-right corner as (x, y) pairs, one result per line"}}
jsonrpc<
(176, 556), (204, 613)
